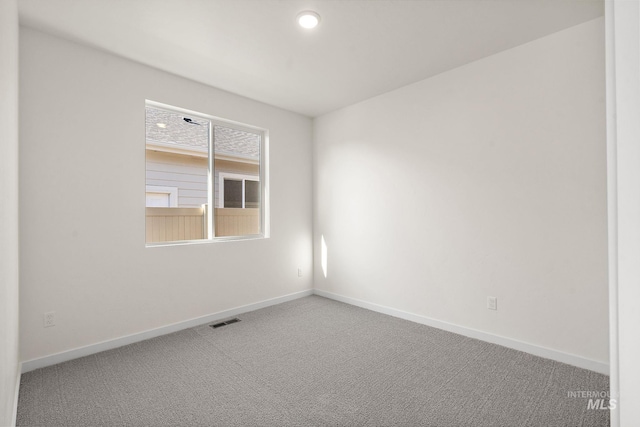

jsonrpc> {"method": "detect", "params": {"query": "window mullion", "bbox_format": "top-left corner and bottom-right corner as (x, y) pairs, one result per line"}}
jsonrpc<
(208, 123), (215, 238)
(241, 179), (246, 209)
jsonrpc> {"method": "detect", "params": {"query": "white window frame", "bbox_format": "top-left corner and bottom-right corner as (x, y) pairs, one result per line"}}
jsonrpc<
(218, 172), (259, 208)
(145, 185), (178, 207)
(145, 100), (269, 246)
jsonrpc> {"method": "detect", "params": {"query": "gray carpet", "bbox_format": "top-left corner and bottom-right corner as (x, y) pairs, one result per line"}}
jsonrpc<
(17, 296), (609, 426)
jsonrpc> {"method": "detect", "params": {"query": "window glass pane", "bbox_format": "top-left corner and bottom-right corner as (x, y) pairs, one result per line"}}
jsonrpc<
(223, 179), (243, 208)
(245, 180), (260, 209)
(214, 125), (261, 237)
(145, 105), (210, 244)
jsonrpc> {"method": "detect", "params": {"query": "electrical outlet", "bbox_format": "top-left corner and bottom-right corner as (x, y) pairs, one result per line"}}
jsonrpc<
(487, 297), (497, 311)
(44, 311), (56, 328)
(298, 268), (302, 277)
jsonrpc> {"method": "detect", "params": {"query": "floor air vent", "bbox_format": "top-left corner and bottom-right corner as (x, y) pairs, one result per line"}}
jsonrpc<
(210, 318), (241, 329)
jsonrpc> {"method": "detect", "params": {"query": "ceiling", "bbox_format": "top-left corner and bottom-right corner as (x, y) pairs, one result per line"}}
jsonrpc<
(18, 0), (603, 117)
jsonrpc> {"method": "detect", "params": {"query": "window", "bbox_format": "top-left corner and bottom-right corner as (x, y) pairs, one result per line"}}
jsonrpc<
(145, 101), (268, 245)
(145, 185), (178, 207)
(219, 173), (259, 208)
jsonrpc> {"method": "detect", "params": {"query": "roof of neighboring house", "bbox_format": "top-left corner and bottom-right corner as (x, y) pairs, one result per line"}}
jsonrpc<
(145, 106), (260, 160)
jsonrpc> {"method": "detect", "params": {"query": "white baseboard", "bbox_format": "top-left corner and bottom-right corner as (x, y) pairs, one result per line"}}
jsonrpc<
(313, 289), (609, 375)
(21, 289), (313, 373)
(11, 364), (20, 427)
(20, 287), (609, 376)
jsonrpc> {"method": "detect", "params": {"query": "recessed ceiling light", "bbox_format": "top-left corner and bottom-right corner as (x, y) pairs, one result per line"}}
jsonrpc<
(297, 11), (320, 29)
(156, 123), (167, 128)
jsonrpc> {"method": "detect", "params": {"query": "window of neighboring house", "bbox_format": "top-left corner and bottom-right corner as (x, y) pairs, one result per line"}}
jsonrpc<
(219, 173), (259, 209)
(145, 186), (178, 207)
(145, 101), (268, 245)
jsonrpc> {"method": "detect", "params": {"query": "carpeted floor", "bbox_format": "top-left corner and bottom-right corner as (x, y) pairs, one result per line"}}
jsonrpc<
(17, 296), (609, 426)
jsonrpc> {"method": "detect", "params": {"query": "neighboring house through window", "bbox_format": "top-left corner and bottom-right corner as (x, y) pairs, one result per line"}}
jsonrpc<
(145, 101), (267, 245)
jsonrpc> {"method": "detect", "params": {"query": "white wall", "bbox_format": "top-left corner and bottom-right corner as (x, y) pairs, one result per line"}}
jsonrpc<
(314, 18), (608, 365)
(606, 1), (640, 425)
(19, 27), (313, 362)
(0, 0), (20, 424)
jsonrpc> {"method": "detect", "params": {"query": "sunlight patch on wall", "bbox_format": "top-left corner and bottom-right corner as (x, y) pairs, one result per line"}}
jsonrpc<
(321, 235), (328, 278)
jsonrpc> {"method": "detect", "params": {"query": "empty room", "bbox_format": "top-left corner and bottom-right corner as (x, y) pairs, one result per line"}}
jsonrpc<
(1, 0), (639, 426)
